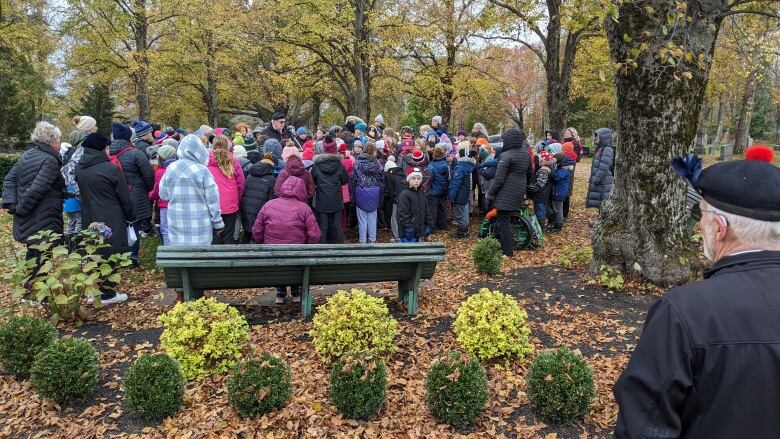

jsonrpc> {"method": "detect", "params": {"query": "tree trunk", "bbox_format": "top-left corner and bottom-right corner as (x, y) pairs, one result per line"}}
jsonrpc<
(595, 0), (725, 286)
(694, 103), (710, 153)
(542, 0), (579, 132)
(204, 31), (219, 127)
(132, 0), (150, 120)
(734, 69), (759, 154)
(713, 94), (725, 145)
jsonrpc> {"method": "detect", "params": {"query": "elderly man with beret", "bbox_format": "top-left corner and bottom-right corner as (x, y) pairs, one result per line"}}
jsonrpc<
(614, 158), (780, 438)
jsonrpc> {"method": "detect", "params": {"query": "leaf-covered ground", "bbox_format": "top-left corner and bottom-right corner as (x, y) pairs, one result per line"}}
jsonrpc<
(0, 161), (663, 438)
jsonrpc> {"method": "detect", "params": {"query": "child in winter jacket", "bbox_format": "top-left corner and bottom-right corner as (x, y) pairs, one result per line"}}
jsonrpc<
(397, 168), (433, 242)
(350, 143), (385, 244)
(385, 158), (408, 241)
(252, 176), (321, 304)
(274, 149), (315, 200)
(207, 135), (246, 244)
(240, 157), (276, 243)
(427, 147), (450, 232)
(448, 149), (476, 238)
(549, 153), (575, 231)
(149, 143), (177, 245)
(159, 135), (224, 246)
(527, 151), (556, 227)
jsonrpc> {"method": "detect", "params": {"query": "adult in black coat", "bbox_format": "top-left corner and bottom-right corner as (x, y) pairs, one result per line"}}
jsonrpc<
(109, 123), (154, 264)
(2, 122), (65, 252)
(586, 127), (614, 209)
(310, 153), (349, 243)
(76, 133), (135, 303)
(614, 160), (780, 438)
(260, 112), (292, 144)
(240, 160), (276, 243)
(485, 128), (534, 256)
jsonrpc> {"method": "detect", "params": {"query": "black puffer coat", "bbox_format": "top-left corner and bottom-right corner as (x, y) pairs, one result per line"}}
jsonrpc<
(311, 154), (349, 213)
(397, 186), (432, 238)
(240, 161), (276, 235)
(486, 129), (534, 211)
(109, 139), (155, 220)
(2, 141), (65, 242)
(586, 127), (615, 209)
(76, 148), (135, 256)
(385, 166), (407, 204)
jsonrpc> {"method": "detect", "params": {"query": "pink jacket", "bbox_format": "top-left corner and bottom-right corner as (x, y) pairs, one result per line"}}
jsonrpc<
(207, 152), (246, 215)
(273, 156), (315, 199)
(341, 152), (355, 203)
(149, 164), (169, 208)
(252, 176), (320, 244)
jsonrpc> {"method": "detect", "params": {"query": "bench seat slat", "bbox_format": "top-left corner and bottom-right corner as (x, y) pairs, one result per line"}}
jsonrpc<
(157, 255), (444, 268)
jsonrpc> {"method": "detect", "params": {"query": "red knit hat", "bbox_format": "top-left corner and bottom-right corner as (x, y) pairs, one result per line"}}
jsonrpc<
(302, 145), (315, 161)
(406, 167), (423, 182)
(411, 150), (425, 162)
(746, 145), (774, 163)
(538, 151), (554, 164)
(323, 139), (338, 154)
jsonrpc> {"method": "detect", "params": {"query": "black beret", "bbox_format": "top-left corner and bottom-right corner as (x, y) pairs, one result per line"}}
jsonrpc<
(271, 112), (285, 121)
(82, 133), (110, 151)
(694, 160), (780, 221)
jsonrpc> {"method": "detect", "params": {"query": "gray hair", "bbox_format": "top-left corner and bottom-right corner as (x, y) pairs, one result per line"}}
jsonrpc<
(31, 121), (62, 146)
(707, 202), (780, 247)
(472, 122), (488, 136)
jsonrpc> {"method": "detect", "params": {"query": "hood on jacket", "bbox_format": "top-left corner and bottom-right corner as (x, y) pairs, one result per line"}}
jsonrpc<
(457, 156), (477, 166)
(313, 153), (342, 174)
(249, 160), (274, 177)
(502, 127), (525, 151)
(387, 166), (405, 177)
(109, 138), (132, 155)
(263, 138), (283, 160)
(178, 134), (209, 165)
(594, 128), (613, 149)
(545, 129), (561, 143)
(284, 155), (306, 176)
(280, 175), (307, 201)
(247, 149), (263, 164)
(78, 146), (110, 169)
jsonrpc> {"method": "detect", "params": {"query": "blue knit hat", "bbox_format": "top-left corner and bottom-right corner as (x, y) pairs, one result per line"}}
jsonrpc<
(355, 122), (368, 133)
(132, 120), (153, 138)
(112, 122), (132, 141)
(296, 127), (307, 136)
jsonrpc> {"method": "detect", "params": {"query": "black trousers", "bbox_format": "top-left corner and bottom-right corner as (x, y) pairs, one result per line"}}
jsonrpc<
(213, 213), (238, 244)
(496, 210), (514, 256)
(317, 211), (344, 243)
(430, 196), (448, 231)
(563, 196), (571, 219)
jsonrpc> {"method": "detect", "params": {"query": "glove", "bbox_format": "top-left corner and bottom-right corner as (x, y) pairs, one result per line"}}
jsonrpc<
(483, 197), (494, 211)
(403, 228), (415, 242)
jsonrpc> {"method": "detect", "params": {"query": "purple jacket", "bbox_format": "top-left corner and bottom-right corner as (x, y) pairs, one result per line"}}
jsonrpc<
(350, 153), (385, 212)
(252, 176), (320, 244)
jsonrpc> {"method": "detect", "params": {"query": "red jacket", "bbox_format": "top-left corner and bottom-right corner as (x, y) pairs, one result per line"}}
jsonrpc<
(252, 176), (320, 244)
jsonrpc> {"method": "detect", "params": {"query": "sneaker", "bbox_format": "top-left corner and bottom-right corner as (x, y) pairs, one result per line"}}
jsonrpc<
(101, 293), (128, 305)
(291, 295), (301, 303)
(275, 294), (285, 304)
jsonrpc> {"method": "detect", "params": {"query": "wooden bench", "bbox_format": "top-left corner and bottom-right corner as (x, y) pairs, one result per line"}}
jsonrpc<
(156, 243), (446, 317)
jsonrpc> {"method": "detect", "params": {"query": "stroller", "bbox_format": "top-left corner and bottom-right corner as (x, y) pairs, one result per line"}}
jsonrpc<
(477, 204), (544, 250)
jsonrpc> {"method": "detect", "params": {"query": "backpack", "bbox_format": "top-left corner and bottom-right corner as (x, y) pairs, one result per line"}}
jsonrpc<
(110, 147), (135, 189)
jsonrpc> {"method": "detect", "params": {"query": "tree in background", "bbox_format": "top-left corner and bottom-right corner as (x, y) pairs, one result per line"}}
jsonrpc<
(74, 84), (116, 136)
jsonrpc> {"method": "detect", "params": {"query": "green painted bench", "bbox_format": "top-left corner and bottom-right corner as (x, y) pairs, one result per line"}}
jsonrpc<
(156, 243), (446, 317)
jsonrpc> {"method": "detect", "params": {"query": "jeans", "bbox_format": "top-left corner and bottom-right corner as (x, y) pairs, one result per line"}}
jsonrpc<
(400, 227), (419, 243)
(159, 207), (170, 246)
(357, 208), (377, 243)
(551, 199), (564, 227)
(496, 210), (514, 256)
(452, 203), (468, 229)
(430, 196), (448, 231)
(213, 213), (237, 244)
(317, 211), (344, 243)
(275, 286), (301, 297)
(533, 202), (547, 224)
(233, 210), (242, 242)
(391, 204), (399, 240)
(65, 212), (82, 235)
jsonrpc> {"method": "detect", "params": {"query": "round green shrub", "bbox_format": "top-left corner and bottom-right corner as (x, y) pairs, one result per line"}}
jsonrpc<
(453, 288), (533, 361)
(159, 297), (249, 381)
(227, 353), (292, 418)
(310, 289), (397, 361)
(124, 353), (185, 419)
(330, 352), (387, 420)
(30, 338), (99, 404)
(526, 348), (596, 425)
(471, 238), (502, 275)
(425, 352), (488, 429)
(0, 315), (57, 377)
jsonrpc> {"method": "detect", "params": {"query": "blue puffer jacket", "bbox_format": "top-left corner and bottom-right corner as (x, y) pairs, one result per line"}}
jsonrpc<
(428, 156), (450, 197)
(448, 156), (476, 205)
(479, 158), (498, 180)
(550, 156), (575, 201)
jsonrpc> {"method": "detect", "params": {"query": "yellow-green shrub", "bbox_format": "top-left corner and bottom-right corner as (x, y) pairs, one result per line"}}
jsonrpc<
(310, 289), (397, 361)
(159, 298), (249, 380)
(453, 288), (533, 361)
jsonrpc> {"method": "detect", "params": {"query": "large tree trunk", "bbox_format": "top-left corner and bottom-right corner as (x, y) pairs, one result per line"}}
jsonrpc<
(734, 68), (759, 154)
(595, 0), (725, 286)
(694, 103), (710, 153)
(543, 0), (579, 132)
(132, 0), (150, 120)
(204, 31), (219, 127)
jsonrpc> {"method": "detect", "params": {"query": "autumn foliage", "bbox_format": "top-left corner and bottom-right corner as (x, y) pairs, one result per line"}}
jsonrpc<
(526, 348), (596, 425)
(425, 352), (489, 430)
(453, 288), (533, 361)
(227, 353), (293, 419)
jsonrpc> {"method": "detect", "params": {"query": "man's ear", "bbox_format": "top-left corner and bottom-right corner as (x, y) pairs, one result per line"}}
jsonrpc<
(715, 215), (729, 240)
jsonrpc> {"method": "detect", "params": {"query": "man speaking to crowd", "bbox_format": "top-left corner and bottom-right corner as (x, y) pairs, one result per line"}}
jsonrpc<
(614, 158), (780, 438)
